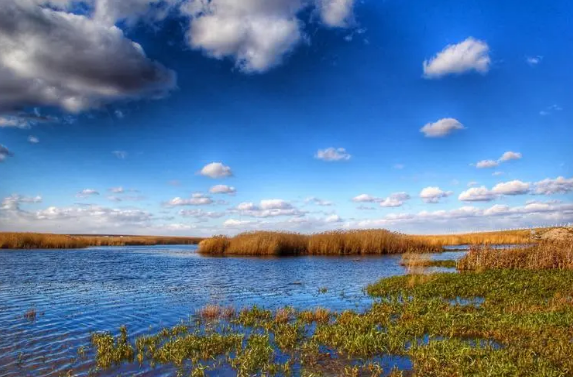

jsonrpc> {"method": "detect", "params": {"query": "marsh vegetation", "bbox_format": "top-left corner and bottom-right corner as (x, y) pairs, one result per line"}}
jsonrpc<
(82, 240), (573, 376)
(0, 232), (203, 249)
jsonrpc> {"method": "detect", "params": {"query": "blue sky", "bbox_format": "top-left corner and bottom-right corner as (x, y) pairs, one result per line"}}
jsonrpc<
(1, 0), (572, 235)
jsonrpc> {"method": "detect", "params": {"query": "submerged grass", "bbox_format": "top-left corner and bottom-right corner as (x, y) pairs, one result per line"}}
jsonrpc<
(0, 232), (203, 249)
(199, 230), (443, 256)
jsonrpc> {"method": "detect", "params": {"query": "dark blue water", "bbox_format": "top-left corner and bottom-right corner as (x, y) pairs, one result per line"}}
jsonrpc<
(0, 245), (465, 376)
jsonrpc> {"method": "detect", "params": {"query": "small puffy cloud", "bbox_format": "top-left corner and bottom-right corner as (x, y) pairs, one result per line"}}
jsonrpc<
(164, 193), (214, 207)
(420, 118), (465, 138)
(353, 192), (411, 207)
(179, 209), (225, 219)
(109, 187), (125, 194)
(0, 145), (14, 162)
(28, 135), (39, 144)
(379, 192), (411, 208)
(526, 56), (542, 66)
(352, 194), (378, 203)
(209, 184), (236, 194)
(305, 197), (333, 206)
(540, 105), (562, 116)
(112, 151), (128, 159)
(476, 160), (499, 169)
(492, 171), (504, 177)
(0, 0), (176, 113)
(324, 214), (343, 223)
(423, 37), (491, 79)
(491, 180), (530, 195)
(200, 162), (233, 179)
(234, 199), (305, 218)
(474, 151), (522, 169)
(467, 181), (479, 187)
(76, 189), (100, 198)
(316, 0), (355, 28)
(315, 147), (351, 161)
(534, 176), (573, 195)
(499, 151), (522, 162)
(419, 187), (452, 203)
(224, 219), (259, 228)
(458, 186), (496, 202)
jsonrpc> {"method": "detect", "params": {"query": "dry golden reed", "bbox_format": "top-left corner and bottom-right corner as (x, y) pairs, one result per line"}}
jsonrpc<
(0, 232), (203, 249)
(199, 229), (442, 256)
(458, 241), (573, 271)
(413, 229), (534, 246)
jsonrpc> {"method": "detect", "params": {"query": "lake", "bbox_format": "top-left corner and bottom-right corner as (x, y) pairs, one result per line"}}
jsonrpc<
(0, 245), (465, 376)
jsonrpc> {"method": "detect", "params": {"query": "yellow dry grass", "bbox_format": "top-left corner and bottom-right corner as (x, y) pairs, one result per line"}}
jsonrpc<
(199, 230), (442, 255)
(458, 241), (573, 271)
(0, 232), (203, 249)
(413, 229), (534, 246)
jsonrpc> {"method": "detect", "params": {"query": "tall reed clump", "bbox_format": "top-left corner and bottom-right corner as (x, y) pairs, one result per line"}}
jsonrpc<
(0, 232), (203, 249)
(198, 230), (442, 256)
(458, 241), (573, 271)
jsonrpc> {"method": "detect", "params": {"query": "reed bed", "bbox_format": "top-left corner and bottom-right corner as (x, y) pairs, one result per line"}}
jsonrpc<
(199, 230), (442, 256)
(413, 229), (534, 246)
(458, 241), (573, 271)
(0, 232), (203, 249)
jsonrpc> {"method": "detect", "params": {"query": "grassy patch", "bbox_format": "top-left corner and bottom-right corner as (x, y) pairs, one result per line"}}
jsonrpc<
(85, 268), (573, 376)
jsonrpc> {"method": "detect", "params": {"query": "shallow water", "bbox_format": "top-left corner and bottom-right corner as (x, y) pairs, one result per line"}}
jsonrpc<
(0, 246), (464, 376)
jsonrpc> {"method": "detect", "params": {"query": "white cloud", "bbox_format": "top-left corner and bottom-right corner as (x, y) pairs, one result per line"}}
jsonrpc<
(181, 0), (355, 74)
(539, 105), (562, 116)
(305, 197), (333, 206)
(420, 118), (465, 138)
(200, 162), (233, 178)
(315, 147), (351, 161)
(467, 181), (479, 187)
(1, 194), (42, 211)
(316, 0), (355, 28)
(324, 214), (343, 223)
(458, 186), (496, 202)
(348, 202), (573, 233)
(534, 176), (573, 195)
(27, 135), (39, 144)
(498, 151), (522, 162)
(476, 159), (499, 169)
(492, 171), (504, 177)
(209, 184), (236, 194)
(491, 180), (530, 196)
(379, 192), (411, 208)
(352, 192), (411, 207)
(474, 151), (522, 169)
(93, 0), (180, 26)
(0, 145), (14, 162)
(0, 0), (176, 114)
(109, 187), (125, 194)
(76, 189), (100, 198)
(234, 199), (306, 218)
(352, 194), (378, 203)
(423, 37), (491, 79)
(179, 209), (225, 219)
(164, 193), (214, 207)
(419, 187), (452, 203)
(112, 151), (128, 159)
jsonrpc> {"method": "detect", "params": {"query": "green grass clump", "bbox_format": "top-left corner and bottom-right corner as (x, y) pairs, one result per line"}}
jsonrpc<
(86, 268), (573, 376)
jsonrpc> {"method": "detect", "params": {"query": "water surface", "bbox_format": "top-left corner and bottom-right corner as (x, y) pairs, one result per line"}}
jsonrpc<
(0, 245), (464, 376)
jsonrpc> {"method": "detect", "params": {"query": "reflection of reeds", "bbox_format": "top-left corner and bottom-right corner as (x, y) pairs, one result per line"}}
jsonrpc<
(458, 241), (573, 271)
(0, 232), (203, 249)
(199, 230), (442, 256)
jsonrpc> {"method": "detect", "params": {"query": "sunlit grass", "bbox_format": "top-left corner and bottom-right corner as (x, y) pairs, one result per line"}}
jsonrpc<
(0, 232), (203, 249)
(199, 230), (443, 255)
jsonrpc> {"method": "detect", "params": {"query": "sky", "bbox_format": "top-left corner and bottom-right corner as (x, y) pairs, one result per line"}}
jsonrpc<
(1, 0), (572, 236)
